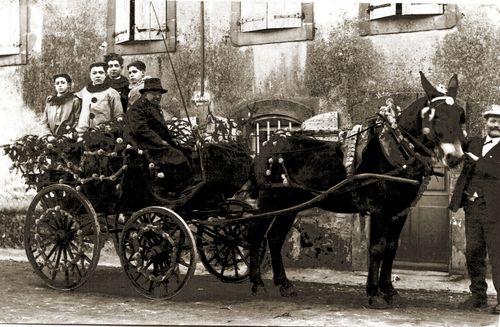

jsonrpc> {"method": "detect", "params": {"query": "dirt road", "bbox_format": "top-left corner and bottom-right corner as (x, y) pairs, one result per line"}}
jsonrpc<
(1, 256), (499, 326)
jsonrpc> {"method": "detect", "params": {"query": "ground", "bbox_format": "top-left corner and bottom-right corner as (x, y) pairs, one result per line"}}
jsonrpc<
(1, 248), (499, 327)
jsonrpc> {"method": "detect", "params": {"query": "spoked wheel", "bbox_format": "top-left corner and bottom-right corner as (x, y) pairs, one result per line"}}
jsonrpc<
(120, 206), (197, 300)
(24, 184), (100, 290)
(196, 199), (265, 283)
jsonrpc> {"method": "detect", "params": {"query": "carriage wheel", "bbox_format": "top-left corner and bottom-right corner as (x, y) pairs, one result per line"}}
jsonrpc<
(196, 199), (266, 283)
(24, 184), (100, 290)
(120, 206), (197, 299)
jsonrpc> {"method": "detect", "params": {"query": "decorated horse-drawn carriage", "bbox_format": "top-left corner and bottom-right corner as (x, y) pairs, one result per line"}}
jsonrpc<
(5, 116), (260, 299)
(4, 71), (467, 307)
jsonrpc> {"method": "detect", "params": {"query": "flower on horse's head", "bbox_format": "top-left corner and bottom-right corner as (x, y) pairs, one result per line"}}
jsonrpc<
(436, 84), (448, 95)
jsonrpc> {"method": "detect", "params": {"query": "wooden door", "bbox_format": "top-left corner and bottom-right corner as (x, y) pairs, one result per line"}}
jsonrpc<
(395, 166), (450, 271)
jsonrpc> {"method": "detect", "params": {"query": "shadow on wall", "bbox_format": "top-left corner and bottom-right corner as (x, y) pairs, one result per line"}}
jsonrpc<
(433, 9), (500, 137)
(21, 13), (106, 115)
(303, 18), (385, 123)
(155, 20), (254, 119)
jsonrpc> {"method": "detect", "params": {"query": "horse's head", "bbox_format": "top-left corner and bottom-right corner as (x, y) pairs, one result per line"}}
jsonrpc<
(416, 71), (465, 168)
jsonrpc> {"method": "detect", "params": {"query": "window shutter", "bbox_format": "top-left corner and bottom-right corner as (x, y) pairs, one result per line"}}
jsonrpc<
(0, 0), (21, 55)
(368, 2), (397, 20)
(402, 3), (443, 15)
(134, 0), (167, 41)
(240, 1), (267, 32)
(267, 0), (302, 29)
(114, 0), (131, 44)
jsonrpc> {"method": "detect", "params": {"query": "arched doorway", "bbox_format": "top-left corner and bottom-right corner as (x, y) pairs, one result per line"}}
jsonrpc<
(232, 98), (315, 154)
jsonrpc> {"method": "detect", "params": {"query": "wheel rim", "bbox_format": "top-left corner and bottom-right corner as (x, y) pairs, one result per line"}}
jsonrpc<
(24, 184), (100, 290)
(121, 206), (197, 299)
(196, 199), (258, 283)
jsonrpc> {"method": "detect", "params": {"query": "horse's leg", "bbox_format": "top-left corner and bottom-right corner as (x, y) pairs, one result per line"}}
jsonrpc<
(379, 214), (407, 306)
(367, 212), (389, 309)
(247, 220), (269, 296)
(267, 213), (298, 297)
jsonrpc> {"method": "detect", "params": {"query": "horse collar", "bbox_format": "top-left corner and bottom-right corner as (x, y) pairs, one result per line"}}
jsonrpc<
(430, 95), (454, 106)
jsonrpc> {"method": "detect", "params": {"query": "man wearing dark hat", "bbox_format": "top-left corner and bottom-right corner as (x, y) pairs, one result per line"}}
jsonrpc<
(450, 104), (500, 314)
(125, 78), (191, 197)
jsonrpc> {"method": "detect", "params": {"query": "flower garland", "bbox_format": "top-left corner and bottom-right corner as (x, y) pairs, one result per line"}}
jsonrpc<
(4, 114), (251, 200)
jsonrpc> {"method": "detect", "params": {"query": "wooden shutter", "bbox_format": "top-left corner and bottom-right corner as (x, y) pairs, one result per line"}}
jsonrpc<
(134, 0), (167, 41)
(0, 0), (21, 55)
(114, 0), (131, 44)
(402, 3), (443, 15)
(240, 1), (267, 32)
(369, 2), (397, 20)
(267, 0), (302, 29)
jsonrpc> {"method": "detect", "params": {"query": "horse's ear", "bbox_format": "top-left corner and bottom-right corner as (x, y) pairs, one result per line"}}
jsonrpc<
(419, 71), (440, 99)
(447, 74), (458, 99)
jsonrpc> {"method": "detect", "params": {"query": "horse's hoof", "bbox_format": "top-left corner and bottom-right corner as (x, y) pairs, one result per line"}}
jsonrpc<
(368, 295), (389, 309)
(384, 291), (403, 307)
(279, 284), (298, 297)
(251, 281), (267, 296)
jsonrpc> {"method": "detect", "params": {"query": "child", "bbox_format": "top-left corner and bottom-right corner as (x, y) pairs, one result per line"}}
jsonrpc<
(41, 73), (81, 136)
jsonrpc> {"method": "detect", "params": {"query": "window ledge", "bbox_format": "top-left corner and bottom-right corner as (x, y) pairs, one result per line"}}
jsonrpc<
(358, 3), (458, 36)
(106, 0), (176, 55)
(230, 2), (314, 47)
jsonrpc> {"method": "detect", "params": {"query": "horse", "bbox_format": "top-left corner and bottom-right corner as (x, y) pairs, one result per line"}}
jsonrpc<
(247, 71), (465, 308)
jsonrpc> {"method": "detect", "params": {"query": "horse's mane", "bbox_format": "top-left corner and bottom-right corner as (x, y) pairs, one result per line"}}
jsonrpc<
(396, 96), (427, 136)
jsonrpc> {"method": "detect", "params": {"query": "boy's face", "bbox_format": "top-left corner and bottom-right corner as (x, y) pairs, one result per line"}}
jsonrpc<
(128, 66), (145, 84)
(54, 77), (70, 95)
(107, 60), (122, 78)
(90, 66), (106, 85)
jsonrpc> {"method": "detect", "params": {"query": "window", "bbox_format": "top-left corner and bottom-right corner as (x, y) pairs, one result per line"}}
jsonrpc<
(359, 3), (457, 36)
(231, 1), (314, 47)
(240, 1), (302, 32)
(368, 2), (443, 20)
(107, 0), (176, 55)
(250, 115), (301, 154)
(0, 0), (27, 66)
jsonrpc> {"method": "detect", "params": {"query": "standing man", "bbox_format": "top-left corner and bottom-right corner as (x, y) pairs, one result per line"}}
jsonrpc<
(450, 104), (500, 314)
(104, 52), (129, 111)
(126, 60), (151, 109)
(76, 62), (123, 135)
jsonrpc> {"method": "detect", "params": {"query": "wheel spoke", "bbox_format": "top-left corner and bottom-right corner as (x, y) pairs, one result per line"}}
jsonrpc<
(51, 247), (62, 281)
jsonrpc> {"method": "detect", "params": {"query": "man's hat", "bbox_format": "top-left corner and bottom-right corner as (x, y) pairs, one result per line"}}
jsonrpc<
(482, 104), (500, 118)
(140, 78), (167, 94)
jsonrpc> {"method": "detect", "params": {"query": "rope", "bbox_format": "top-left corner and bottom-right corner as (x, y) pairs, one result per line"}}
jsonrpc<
(150, 2), (194, 132)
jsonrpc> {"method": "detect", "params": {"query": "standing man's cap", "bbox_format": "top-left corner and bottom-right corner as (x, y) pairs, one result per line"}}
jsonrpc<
(482, 104), (500, 117)
(139, 78), (167, 94)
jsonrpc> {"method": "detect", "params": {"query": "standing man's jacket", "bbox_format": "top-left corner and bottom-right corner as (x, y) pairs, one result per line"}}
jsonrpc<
(124, 95), (187, 165)
(450, 137), (500, 220)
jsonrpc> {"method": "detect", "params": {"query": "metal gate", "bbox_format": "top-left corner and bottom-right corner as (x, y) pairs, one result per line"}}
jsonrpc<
(249, 114), (301, 154)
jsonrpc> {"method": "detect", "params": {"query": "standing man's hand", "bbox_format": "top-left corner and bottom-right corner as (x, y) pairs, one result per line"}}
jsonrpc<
(161, 140), (169, 146)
